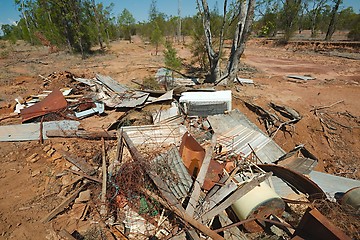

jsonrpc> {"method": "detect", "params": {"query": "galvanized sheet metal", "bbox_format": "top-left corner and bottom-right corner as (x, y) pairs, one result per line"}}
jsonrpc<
(208, 109), (285, 163)
(0, 120), (80, 142)
(153, 146), (192, 201)
(309, 171), (360, 198)
(120, 124), (187, 147)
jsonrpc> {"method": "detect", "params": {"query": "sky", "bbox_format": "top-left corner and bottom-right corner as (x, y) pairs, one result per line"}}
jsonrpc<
(1, 0), (359, 31)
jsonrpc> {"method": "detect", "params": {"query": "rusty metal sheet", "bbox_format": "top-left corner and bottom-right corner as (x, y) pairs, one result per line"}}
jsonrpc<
(293, 208), (351, 240)
(179, 132), (223, 190)
(259, 164), (325, 200)
(21, 89), (67, 122)
(179, 132), (206, 177)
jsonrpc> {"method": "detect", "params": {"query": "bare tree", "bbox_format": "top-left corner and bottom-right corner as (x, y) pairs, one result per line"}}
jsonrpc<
(304, 0), (328, 38)
(325, 0), (342, 41)
(196, 0), (255, 84)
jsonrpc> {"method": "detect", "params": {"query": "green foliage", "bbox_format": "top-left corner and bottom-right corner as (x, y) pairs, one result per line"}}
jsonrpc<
(163, 41), (182, 70)
(150, 23), (164, 55)
(348, 15), (360, 40)
(9, 0), (118, 55)
(142, 76), (161, 90)
(118, 8), (136, 41)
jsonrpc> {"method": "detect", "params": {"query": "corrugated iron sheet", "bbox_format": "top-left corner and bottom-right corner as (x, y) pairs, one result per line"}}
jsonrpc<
(120, 124), (187, 147)
(96, 74), (149, 108)
(208, 110), (285, 163)
(152, 145), (192, 201)
(20, 89), (68, 122)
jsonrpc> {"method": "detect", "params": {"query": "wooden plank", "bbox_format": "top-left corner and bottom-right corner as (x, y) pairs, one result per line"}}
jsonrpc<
(58, 229), (77, 240)
(100, 137), (107, 217)
(186, 134), (217, 217)
(41, 184), (86, 223)
(59, 150), (95, 175)
(46, 130), (117, 140)
(122, 132), (224, 240)
(199, 173), (272, 223)
(65, 169), (102, 183)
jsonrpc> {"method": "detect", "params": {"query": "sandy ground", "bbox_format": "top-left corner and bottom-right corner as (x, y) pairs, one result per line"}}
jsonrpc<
(0, 36), (359, 239)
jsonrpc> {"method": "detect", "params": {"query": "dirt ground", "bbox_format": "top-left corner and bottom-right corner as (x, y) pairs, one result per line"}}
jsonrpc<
(0, 36), (359, 239)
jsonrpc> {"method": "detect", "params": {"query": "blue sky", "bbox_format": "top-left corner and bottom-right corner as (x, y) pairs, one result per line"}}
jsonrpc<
(1, 0), (359, 29)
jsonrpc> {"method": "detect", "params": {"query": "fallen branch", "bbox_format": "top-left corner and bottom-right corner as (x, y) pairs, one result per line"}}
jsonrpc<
(311, 100), (344, 112)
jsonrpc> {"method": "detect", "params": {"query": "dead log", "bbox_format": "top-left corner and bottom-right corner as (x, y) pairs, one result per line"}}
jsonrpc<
(46, 130), (117, 140)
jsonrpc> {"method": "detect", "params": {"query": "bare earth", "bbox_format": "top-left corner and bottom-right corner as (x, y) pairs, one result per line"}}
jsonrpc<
(0, 37), (359, 239)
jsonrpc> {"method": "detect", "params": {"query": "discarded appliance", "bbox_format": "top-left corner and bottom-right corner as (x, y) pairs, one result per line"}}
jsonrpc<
(179, 90), (232, 117)
(20, 89), (68, 122)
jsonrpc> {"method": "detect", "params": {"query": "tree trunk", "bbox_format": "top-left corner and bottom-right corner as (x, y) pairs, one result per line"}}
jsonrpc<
(224, 0), (255, 84)
(21, 0), (33, 44)
(92, 0), (104, 49)
(325, 0), (341, 41)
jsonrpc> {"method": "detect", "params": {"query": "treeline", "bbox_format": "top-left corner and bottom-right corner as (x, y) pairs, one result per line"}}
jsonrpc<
(253, 0), (360, 41)
(1, 0), (359, 56)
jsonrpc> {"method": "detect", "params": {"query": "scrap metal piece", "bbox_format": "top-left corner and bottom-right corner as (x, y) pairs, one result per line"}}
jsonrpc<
(20, 89), (68, 122)
(152, 145), (193, 202)
(208, 110), (286, 163)
(340, 187), (360, 214)
(292, 208), (351, 240)
(259, 164), (325, 200)
(75, 102), (104, 119)
(308, 171), (360, 198)
(287, 75), (316, 81)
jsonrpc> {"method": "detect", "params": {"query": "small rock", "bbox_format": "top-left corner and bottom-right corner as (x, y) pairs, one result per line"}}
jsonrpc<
(26, 153), (38, 162)
(75, 190), (91, 203)
(42, 145), (52, 153)
(31, 169), (41, 177)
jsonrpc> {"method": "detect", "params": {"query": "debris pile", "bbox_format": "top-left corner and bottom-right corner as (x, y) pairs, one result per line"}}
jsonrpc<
(0, 71), (359, 240)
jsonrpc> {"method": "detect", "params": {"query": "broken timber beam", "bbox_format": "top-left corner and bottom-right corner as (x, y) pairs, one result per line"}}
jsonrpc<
(59, 150), (95, 175)
(65, 169), (102, 183)
(41, 184), (86, 223)
(186, 134), (217, 217)
(199, 172), (272, 223)
(122, 131), (224, 240)
(46, 130), (117, 140)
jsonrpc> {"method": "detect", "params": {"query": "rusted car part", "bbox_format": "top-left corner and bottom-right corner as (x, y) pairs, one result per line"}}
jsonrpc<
(21, 89), (67, 122)
(258, 164), (325, 200)
(292, 208), (351, 240)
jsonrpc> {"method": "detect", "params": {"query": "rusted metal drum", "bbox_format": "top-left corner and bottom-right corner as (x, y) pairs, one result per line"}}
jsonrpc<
(341, 187), (360, 214)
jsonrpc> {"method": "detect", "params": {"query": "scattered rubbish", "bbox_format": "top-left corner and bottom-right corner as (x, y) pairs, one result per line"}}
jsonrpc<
(2, 72), (358, 239)
(287, 75), (316, 81)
